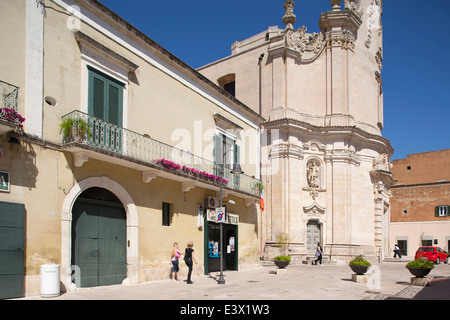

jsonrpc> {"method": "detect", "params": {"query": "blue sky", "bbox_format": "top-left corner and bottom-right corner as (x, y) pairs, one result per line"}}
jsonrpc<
(101, 0), (450, 160)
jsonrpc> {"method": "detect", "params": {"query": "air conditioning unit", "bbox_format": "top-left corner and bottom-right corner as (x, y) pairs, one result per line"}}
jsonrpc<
(206, 196), (219, 208)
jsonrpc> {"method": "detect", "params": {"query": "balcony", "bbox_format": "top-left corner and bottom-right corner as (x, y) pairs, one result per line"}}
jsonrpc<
(0, 80), (22, 134)
(60, 110), (262, 201)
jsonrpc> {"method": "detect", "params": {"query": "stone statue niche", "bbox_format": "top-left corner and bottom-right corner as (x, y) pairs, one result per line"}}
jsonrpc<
(306, 159), (321, 189)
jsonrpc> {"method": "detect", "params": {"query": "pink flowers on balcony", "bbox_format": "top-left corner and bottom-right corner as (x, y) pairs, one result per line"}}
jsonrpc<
(154, 158), (228, 185)
(0, 108), (25, 127)
(155, 158), (181, 170)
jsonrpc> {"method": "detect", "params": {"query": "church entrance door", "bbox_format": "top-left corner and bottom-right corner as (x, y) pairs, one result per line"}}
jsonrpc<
(307, 220), (321, 255)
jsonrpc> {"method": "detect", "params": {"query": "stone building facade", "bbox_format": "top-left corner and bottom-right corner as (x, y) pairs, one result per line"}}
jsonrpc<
(390, 149), (450, 256)
(0, 0), (263, 298)
(199, 0), (394, 263)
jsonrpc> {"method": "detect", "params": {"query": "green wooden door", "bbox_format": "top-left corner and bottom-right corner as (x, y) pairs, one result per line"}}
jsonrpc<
(72, 198), (126, 288)
(0, 201), (25, 299)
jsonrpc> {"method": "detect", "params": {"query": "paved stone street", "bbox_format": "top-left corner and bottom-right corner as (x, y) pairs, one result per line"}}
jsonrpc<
(16, 262), (450, 301)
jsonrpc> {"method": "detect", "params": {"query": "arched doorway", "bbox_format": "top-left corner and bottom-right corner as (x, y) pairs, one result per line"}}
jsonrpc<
(71, 187), (126, 287)
(307, 220), (321, 255)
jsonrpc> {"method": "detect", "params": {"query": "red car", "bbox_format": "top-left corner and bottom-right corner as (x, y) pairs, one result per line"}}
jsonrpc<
(415, 246), (449, 264)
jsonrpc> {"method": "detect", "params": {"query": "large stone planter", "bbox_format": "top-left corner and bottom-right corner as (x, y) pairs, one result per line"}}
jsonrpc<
(274, 260), (290, 269)
(407, 267), (432, 278)
(349, 265), (370, 275)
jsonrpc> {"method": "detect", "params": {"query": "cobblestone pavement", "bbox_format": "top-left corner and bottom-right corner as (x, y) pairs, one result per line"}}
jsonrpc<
(16, 262), (450, 301)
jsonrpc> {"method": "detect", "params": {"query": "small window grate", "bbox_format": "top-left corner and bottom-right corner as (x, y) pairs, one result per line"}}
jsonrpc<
(78, 187), (121, 203)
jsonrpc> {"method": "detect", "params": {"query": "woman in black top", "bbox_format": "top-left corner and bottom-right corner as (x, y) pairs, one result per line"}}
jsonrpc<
(184, 241), (197, 284)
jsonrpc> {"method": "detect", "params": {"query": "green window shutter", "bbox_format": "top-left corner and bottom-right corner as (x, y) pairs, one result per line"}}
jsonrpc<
(88, 68), (123, 125)
(234, 142), (240, 165)
(435, 206), (440, 217)
(107, 82), (123, 126)
(214, 134), (224, 165)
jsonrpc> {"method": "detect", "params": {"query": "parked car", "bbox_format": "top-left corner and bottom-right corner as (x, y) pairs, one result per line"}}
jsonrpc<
(414, 246), (449, 264)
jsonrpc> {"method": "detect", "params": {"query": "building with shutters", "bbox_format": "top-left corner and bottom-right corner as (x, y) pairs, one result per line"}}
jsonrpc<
(0, 0), (263, 298)
(390, 149), (450, 257)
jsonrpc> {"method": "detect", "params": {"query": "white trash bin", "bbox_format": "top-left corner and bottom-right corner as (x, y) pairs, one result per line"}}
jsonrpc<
(41, 264), (60, 298)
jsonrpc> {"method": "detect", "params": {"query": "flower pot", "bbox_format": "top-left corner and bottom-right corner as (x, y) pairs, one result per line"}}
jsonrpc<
(407, 267), (432, 278)
(274, 260), (290, 269)
(349, 265), (370, 275)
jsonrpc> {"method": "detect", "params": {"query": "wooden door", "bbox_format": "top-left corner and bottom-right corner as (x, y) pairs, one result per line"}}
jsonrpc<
(72, 198), (126, 287)
(0, 201), (25, 299)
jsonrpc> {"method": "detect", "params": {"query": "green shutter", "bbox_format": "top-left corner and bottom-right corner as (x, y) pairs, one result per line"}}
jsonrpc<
(234, 142), (240, 165)
(88, 68), (123, 125)
(435, 206), (440, 217)
(0, 202), (25, 299)
(214, 134), (224, 165)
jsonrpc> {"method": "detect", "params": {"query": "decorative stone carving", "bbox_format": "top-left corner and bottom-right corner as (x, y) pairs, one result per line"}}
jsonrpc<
(372, 153), (390, 172)
(375, 47), (383, 70)
(331, 0), (341, 10)
(284, 27), (325, 60)
(283, 0), (296, 29)
(344, 0), (363, 17)
(303, 202), (326, 215)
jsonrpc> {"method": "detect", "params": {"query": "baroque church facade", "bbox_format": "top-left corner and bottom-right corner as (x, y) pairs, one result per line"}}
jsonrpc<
(199, 0), (395, 264)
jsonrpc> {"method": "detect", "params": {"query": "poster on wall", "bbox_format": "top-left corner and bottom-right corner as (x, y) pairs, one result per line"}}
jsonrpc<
(0, 171), (10, 192)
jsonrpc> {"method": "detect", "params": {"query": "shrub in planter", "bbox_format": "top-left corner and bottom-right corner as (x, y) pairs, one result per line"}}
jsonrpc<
(273, 256), (291, 269)
(349, 255), (371, 275)
(273, 232), (291, 268)
(406, 258), (434, 278)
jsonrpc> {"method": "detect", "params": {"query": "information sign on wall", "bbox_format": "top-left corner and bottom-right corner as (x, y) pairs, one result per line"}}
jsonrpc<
(0, 171), (10, 192)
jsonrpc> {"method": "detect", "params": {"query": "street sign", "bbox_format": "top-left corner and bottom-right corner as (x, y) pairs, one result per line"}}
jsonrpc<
(215, 206), (226, 223)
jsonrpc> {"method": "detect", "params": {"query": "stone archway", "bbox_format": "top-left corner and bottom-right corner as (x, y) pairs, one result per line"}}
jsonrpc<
(61, 176), (139, 291)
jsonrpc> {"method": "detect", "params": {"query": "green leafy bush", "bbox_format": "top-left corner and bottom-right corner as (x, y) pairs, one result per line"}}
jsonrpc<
(349, 255), (371, 267)
(274, 256), (291, 262)
(406, 258), (434, 269)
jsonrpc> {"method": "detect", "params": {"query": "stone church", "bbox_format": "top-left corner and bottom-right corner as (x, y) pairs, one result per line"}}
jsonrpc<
(199, 0), (395, 264)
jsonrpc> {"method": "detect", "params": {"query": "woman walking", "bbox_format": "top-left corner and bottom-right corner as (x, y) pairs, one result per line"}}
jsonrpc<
(184, 241), (197, 284)
(313, 242), (323, 266)
(171, 242), (182, 281)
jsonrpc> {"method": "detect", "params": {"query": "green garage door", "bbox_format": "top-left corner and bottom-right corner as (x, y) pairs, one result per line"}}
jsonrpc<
(0, 201), (25, 299)
(72, 196), (126, 288)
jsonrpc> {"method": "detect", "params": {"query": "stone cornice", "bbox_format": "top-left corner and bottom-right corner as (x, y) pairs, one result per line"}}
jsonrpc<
(262, 118), (394, 155)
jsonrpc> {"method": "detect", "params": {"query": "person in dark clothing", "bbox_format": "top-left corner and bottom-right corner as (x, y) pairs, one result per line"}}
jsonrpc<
(184, 241), (197, 284)
(313, 242), (323, 266)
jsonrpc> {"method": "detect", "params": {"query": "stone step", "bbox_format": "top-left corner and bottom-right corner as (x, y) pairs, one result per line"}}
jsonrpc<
(383, 257), (413, 263)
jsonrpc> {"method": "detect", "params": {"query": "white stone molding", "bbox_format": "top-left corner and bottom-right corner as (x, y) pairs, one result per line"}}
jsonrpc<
(61, 176), (139, 291)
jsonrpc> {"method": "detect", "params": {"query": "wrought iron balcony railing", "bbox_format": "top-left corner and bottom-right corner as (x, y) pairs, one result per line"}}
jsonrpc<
(61, 110), (262, 197)
(1, 80), (19, 111)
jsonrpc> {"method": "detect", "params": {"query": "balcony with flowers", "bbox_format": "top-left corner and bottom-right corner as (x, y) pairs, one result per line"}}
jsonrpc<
(0, 80), (23, 134)
(60, 110), (262, 201)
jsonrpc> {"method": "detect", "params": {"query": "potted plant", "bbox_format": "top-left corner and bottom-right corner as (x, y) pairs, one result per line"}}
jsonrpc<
(254, 181), (264, 194)
(406, 258), (434, 278)
(273, 232), (290, 268)
(349, 255), (371, 275)
(60, 117), (91, 143)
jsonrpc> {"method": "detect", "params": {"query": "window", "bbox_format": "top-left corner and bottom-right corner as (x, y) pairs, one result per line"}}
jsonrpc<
(435, 205), (449, 217)
(214, 134), (240, 190)
(162, 202), (171, 226)
(88, 67), (123, 126)
(223, 81), (235, 97)
(217, 74), (236, 97)
(88, 68), (124, 152)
